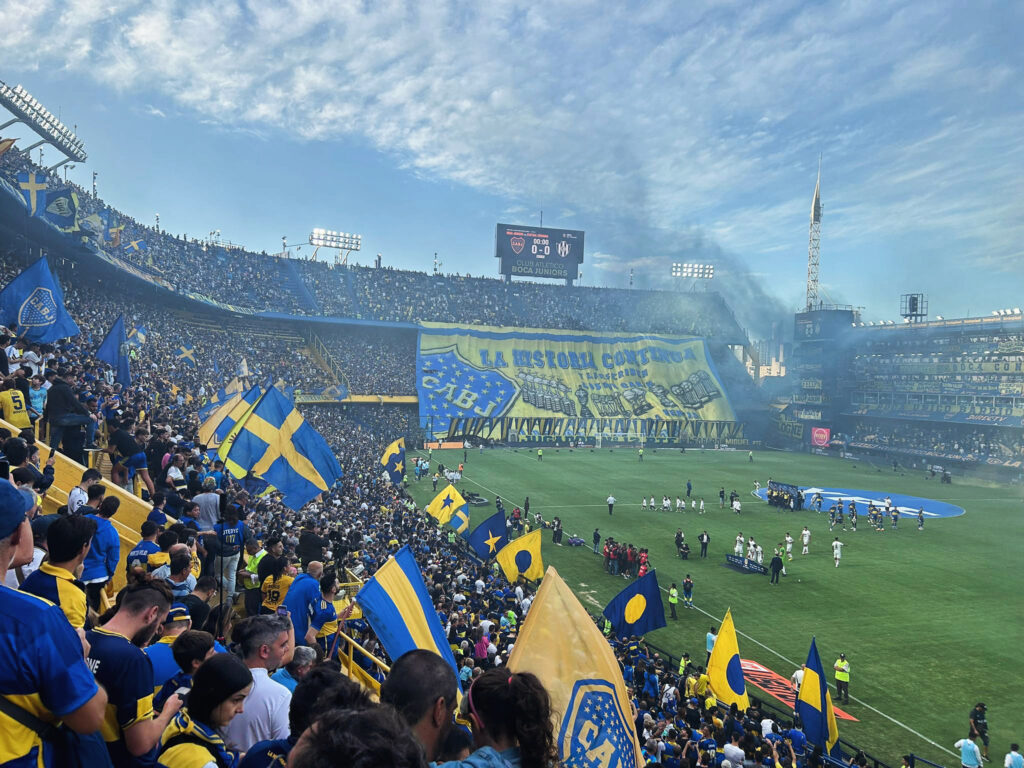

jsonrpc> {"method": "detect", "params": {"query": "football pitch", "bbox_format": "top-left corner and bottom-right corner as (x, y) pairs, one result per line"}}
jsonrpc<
(406, 447), (1023, 765)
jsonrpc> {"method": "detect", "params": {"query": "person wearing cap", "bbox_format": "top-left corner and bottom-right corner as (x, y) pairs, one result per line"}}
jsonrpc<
(832, 653), (850, 704)
(0, 479), (108, 765)
(969, 703), (990, 761)
(1, 488), (42, 588)
(20, 515), (96, 629)
(146, 604), (194, 699)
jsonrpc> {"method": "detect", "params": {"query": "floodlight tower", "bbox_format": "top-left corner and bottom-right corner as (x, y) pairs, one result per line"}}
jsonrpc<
(0, 81), (87, 171)
(805, 156), (822, 311)
(309, 229), (362, 265)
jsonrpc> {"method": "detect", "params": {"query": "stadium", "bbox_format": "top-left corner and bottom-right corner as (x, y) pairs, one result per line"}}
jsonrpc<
(0, 12), (1020, 768)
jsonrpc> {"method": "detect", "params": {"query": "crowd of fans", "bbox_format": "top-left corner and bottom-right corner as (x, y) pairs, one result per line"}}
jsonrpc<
(318, 328), (417, 396)
(838, 421), (1023, 465)
(2, 148), (747, 340)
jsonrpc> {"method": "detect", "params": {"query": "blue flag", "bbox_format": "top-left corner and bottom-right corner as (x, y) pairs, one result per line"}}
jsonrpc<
(0, 257), (80, 343)
(225, 386), (343, 510)
(42, 188), (79, 231)
(123, 238), (148, 254)
(796, 637), (841, 757)
(467, 510), (508, 559)
(95, 314), (131, 385)
(356, 546), (462, 693)
(15, 172), (47, 216)
(602, 570), (666, 637)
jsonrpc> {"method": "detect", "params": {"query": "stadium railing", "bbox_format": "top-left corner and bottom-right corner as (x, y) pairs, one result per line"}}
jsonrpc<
(0, 417), (152, 599)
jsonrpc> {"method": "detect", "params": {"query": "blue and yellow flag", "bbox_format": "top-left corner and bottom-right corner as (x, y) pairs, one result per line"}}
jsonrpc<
(0, 257), (80, 343)
(425, 484), (465, 526)
(356, 545), (462, 692)
(602, 569), (666, 638)
(123, 238), (148, 254)
(200, 385), (262, 451)
(448, 505), (471, 537)
(508, 567), (644, 767)
(95, 314), (131, 385)
(176, 345), (197, 368)
(126, 325), (147, 347)
(15, 172), (46, 216)
(797, 637), (841, 757)
(380, 438), (405, 484)
(224, 386), (343, 511)
(495, 529), (544, 582)
(467, 510), (507, 559)
(707, 608), (749, 710)
(43, 188), (79, 232)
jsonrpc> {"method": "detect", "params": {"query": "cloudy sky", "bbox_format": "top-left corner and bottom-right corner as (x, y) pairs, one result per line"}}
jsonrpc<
(1, 0), (1021, 330)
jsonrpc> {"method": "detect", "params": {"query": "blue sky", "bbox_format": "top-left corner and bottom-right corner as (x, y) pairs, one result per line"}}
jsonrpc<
(1, 0), (1021, 333)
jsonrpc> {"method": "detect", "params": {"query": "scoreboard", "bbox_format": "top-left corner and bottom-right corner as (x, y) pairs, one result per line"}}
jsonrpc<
(495, 223), (584, 280)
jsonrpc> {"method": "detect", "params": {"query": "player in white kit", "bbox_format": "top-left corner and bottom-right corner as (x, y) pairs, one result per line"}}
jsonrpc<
(785, 533), (794, 561)
(734, 532), (745, 556)
(832, 537), (843, 567)
(801, 526), (811, 555)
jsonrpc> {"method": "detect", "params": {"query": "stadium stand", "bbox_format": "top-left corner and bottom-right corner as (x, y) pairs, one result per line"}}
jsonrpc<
(837, 322), (1024, 470)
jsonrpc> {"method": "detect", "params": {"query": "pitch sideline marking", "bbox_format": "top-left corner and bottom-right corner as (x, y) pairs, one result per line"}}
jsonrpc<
(417, 453), (959, 759)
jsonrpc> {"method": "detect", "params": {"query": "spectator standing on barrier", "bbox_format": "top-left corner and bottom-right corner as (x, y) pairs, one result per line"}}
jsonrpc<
(833, 653), (850, 704)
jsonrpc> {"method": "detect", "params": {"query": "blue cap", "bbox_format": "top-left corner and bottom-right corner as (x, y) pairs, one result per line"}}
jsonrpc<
(164, 603), (191, 624)
(0, 480), (33, 539)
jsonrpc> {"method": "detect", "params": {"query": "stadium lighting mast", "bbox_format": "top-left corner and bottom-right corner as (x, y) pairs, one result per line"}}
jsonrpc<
(805, 155), (822, 311)
(309, 229), (362, 265)
(0, 81), (87, 171)
(671, 262), (715, 291)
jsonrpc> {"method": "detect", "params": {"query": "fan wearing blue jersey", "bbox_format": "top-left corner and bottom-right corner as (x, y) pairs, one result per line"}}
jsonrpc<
(86, 580), (181, 767)
(0, 481), (107, 767)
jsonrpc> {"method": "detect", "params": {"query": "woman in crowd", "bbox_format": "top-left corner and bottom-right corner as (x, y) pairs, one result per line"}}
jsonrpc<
(449, 668), (558, 768)
(159, 652), (253, 768)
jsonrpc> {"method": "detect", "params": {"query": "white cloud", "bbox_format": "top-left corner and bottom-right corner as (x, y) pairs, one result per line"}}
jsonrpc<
(0, 0), (1020, 303)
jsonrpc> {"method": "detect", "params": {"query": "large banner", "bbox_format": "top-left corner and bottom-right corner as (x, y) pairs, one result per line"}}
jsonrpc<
(416, 323), (736, 442)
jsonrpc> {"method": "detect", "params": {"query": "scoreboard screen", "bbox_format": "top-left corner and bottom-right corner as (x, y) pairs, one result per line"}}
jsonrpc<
(495, 223), (584, 280)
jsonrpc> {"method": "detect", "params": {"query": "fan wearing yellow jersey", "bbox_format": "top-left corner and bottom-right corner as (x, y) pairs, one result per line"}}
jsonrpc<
(0, 380), (32, 430)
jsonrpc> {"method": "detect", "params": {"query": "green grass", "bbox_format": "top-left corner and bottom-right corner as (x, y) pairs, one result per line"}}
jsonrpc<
(406, 447), (1023, 765)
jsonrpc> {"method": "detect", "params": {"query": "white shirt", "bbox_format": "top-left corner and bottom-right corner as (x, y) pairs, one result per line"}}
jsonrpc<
(785, 536), (794, 550)
(801, 530), (811, 544)
(761, 717), (775, 737)
(791, 668), (805, 689)
(67, 486), (89, 514)
(723, 744), (745, 764)
(223, 667), (291, 752)
(832, 541), (844, 557)
(606, 496), (616, 505)
(3, 546), (45, 589)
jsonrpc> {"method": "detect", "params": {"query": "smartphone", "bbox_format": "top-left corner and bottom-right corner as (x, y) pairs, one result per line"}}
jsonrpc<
(186, 536), (196, 547)
(276, 606), (289, 617)
(174, 687), (190, 699)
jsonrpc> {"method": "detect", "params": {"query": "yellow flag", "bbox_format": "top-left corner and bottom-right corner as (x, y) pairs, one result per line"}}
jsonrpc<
(425, 484), (465, 525)
(508, 567), (644, 766)
(707, 608), (750, 710)
(495, 529), (544, 582)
